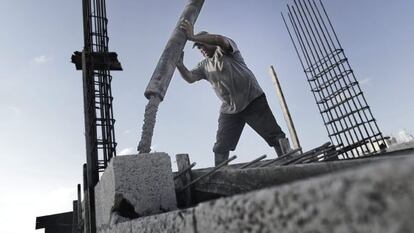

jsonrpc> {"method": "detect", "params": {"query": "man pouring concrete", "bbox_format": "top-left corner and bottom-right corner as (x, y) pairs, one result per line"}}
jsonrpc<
(177, 19), (286, 166)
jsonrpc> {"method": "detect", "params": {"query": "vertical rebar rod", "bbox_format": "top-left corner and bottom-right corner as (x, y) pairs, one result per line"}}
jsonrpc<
(283, 12), (334, 148)
(283, 0), (386, 158)
(79, 0), (119, 232)
(303, 0), (371, 154)
(288, 6), (347, 153)
(315, 0), (385, 150)
(295, 0), (362, 156)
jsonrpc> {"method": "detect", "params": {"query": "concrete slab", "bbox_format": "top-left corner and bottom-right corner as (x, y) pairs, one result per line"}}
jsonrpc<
(95, 153), (177, 229)
(191, 154), (412, 197)
(121, 155), (414, 232)
(97, 221), (131, 233)
(194, 156), (414, 233)
(130, 209), (194, 233)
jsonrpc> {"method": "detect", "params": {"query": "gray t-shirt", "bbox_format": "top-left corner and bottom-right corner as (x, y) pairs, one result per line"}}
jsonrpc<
(190, 37), (264, 114)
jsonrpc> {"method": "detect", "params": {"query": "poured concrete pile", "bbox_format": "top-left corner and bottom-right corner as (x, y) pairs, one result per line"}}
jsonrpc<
(101, 155), (414, 233)
(94, 153), (177, 230)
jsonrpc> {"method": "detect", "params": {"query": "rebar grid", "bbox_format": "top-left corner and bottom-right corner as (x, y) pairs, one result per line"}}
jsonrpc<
(282, 0), (386, 158)
(83, 0), (117, 172)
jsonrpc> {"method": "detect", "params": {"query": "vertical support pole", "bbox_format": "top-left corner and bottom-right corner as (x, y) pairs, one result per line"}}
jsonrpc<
(269, 65), (301, 150)
(77, 184), (83, 233)
(82, 51), (98, 233)
(82, 164), (91, 233)
(175, 154), (193, 208)
(72, 200), (79, 233)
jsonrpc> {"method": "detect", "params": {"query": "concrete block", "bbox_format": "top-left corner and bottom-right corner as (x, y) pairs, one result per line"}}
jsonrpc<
(130, 209), (195, 233)
(97, 221), (131, 233)
(95, 153), (177, 229)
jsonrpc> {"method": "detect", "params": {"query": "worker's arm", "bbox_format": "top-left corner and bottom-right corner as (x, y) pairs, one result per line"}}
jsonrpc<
(180, 20), (232, 53)
(176, 52), (203, 84)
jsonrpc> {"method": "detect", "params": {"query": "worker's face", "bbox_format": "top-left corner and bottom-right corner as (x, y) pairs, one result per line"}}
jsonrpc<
(196, 44), (216, 58)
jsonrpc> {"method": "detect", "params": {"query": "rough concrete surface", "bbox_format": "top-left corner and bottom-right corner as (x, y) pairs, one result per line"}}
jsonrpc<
(130, 209), (194, 233)
(98, 221), (131, 233)
(191, 155), (410, 196)
(102, 156), (414, 233)
(95, 153), (177, 230)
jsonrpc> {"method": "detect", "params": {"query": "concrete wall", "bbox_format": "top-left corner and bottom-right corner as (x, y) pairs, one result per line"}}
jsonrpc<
(101, 155), (414, 233)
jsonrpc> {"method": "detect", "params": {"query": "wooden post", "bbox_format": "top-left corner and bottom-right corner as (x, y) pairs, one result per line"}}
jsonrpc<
(175, 154), (193, 208)
(269, 65), (301, 151)
(82, 164), (90, 233)
(72, 200), (78, 233)
(82, 51), (98, 233)
(77, 184), (83, 233)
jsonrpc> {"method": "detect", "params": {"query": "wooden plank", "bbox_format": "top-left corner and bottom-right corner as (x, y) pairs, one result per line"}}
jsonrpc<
(269, 65), (301, 151)
(175, 154), (193, 208)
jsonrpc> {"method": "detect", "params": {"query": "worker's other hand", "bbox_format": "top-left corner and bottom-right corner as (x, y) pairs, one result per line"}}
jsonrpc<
(177, 51), (184, 67)
(180, 19), (194, 40)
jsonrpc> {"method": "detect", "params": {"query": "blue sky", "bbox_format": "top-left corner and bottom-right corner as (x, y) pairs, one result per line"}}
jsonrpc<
(0, 1), (413, 233)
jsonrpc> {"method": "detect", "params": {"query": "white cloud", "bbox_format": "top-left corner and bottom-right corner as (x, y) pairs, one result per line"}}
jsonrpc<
(118, 147), (136, 155)
(33, 55), (52, 64)
(8, 106), (21, 115)
(359, 78), (372, 86)
(397, 129), (414, 143)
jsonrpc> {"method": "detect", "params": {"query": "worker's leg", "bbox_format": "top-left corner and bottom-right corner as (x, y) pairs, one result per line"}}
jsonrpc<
(213, 112), (245, 166)
(242, 94), (286, 157)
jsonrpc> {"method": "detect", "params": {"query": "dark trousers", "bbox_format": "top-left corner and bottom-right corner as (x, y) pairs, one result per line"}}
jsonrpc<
(213, 94), (286, 157)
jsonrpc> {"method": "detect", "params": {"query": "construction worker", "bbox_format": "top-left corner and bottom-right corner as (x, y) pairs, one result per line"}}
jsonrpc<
(177, 20), (286, 166)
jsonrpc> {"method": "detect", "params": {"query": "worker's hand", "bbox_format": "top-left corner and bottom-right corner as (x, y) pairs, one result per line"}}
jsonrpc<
(177, 51), (184, 67)
(180, 19), (194, 40)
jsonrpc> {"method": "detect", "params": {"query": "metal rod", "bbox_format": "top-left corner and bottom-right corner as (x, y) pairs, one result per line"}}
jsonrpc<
(294, 0), (350, 150)
(313, 0), (386, 151)
(178, 155), (237, 192)
(77, 184), (82, 233)
(295, 0), (360, 156)
(174, 162), (197, 180)
(289, 5), (346, 152)
(260, 148), (302, 167)
(239, 155), (267, 169)
(285, 11), (333, 146)
(280, 142), (331, 165)
(304, 0), (371, 154)
(284, 0), (386, 158)
(312, 0), (384, 154)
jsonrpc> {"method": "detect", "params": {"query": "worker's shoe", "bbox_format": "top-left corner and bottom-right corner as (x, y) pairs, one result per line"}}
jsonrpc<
(274, 137), (292, 157)
(215, 152), (229, 166)
(273, 145), (284, 158)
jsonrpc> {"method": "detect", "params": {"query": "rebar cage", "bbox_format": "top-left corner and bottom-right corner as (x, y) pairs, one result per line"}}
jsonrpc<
(282, 0), (386, 158)
(82, 0), (117, 173)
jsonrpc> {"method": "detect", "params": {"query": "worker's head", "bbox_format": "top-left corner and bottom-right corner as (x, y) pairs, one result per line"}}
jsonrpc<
(192, 31), (216, 58)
